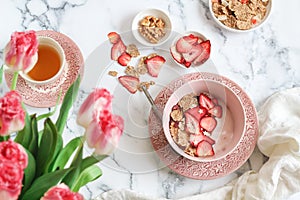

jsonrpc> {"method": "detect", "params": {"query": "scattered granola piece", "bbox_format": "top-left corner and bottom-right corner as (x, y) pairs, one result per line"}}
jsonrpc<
(147, 53), (158, 59)
(108, 71), (118, 77)
(126, 44), (140, 57)
(137, 81), (151, 91)
(137, 56), (148, 75)
(125, 66), (139, 77)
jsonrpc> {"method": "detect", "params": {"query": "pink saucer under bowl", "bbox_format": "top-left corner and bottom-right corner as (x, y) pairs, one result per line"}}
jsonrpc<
(5, 30), (84, 108)
(149, 72), (258, 180)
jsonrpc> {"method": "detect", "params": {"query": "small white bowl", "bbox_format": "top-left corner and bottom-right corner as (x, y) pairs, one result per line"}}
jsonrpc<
(209, 0), (272, 33)
(132, 8), (172, 46)
(170, 31), (210, 68)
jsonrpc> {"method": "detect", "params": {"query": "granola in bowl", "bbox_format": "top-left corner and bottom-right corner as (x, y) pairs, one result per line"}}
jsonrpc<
(168, 92), (226, 158)
(209, 0), (272, 32)
(132, 9), (172, 46)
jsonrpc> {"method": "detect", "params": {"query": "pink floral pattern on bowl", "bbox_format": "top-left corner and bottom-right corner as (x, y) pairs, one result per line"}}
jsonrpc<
(5, 30), (84, 108)
(149, 72), (258, 180)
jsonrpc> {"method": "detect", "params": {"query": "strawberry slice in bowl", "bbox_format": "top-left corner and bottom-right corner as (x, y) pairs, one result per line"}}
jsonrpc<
(169, 31), (211, 68)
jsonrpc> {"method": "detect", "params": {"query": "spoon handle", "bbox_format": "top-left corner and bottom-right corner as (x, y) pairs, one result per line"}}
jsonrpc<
(141, 85), (162, 120)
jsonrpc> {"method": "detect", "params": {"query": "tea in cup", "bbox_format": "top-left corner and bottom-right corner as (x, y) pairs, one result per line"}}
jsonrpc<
(20, 36), (66, 84)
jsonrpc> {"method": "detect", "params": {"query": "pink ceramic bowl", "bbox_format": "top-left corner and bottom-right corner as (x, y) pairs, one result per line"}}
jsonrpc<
(162, 73), (258, 163)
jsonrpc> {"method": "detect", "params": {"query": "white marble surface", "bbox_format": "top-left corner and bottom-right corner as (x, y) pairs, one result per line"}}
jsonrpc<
(1, 0), (300, 199)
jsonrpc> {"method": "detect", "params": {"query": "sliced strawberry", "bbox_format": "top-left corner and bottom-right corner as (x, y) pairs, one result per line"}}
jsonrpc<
(176, 37), (195, 53)
(183, 34), (199, 44)
(185, 106), (207, 121)
(199, 93), (214, 110)
(208, 105), (222, 118)
(185, 112), (200, 134)
(170, 46), (184, 64)
(108, 32), (120, 44)
(193, 40), (211, 65)
(172, 104), (180, 111)
(190, 133), (215, 147)
(111, 40), (126, 61)
(145, 55), (166, 77)
(184, 61), (191, 68)
(182, 44), (203, 62)
(240, 0), (248, 4)
(118, 52), (131, 66)
(196, 140), (215, 157)
(118, 75), (140, 94)
(200, 116), (217, 132)
(211, 98), (219, 105)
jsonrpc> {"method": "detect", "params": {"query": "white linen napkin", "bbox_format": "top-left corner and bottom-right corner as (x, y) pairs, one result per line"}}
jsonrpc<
(96, 87), (300, 200)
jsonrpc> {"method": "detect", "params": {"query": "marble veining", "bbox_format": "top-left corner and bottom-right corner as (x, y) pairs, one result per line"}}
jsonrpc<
(1, 0), (300, 199)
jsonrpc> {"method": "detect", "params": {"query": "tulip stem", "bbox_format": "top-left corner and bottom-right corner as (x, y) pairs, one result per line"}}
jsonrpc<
(36, 89), (62, 121)
(11, 71), (19, 90)
(0, 65), (3, 84)
(0, 135), (10, 141)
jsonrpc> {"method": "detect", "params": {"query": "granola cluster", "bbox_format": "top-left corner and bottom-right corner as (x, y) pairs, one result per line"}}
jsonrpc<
(138, 15), (166, 44)
(212, 0), (269, 30)
(169, 93), (199, 156)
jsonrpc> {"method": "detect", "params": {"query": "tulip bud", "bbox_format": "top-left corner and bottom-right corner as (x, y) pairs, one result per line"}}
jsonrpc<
(41, 183), (84, 200)
(3, 30), (38, 73)
(77, 88), (112, 129)
(85, 109), (124, 155)
(0, 140), (28, 169)
(0, 91), (25, 136)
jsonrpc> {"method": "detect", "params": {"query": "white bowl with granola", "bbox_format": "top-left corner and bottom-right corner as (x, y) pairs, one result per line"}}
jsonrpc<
(209, 0), (272, 32)
(132, 8), (172, 46)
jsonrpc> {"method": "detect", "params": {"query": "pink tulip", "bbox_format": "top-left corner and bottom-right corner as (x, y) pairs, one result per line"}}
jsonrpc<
(41, 183), (84, 200)
(85, 109), (124, 155)
(77, 88), (113, 129)
(0, 91), (25, 136)
(0, 140), (28, 170)
(3, 30), (38, 73)
(0, 161), (24, 200)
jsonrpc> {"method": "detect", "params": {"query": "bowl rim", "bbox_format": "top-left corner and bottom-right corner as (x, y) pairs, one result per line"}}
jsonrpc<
(162, 78), (246, 162)
(131, 8), (172, 46)
(149, 72), (259, 179)
(208, 0), (273, 33)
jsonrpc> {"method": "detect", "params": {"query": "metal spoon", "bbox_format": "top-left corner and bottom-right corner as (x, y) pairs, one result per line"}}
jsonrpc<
(141, 85), (162, 121)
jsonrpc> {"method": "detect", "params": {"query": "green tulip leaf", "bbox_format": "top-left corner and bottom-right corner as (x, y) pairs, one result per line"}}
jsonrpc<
(80, 155), (107, 171)
(51, 137), (83, 171)
(21, 168), (72, 200)
(14, 113), (32, 148)
(27, 115), (38, 157)
(62, 142), (83, 188)
(35, 118), (58, 177)
(71, 165), (103, 192)
(55, 76), (80, 135)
